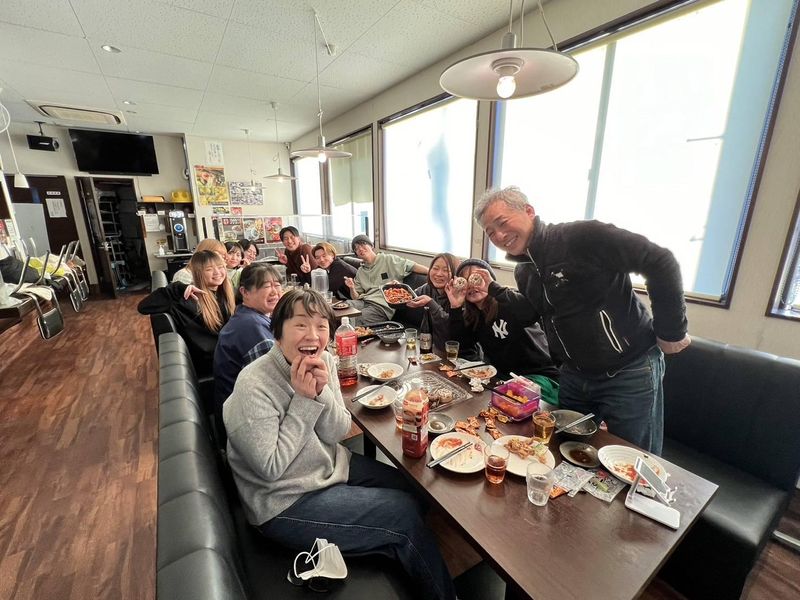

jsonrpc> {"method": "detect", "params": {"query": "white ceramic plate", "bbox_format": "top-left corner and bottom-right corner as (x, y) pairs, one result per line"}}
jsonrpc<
(429, 432), (486, 474)
(597, 444), (667, 485)
(356, 385), (397, 410)
(366, 362), (404, 382)
(459, 363), (498, 380)
(495, 435), (556, 477)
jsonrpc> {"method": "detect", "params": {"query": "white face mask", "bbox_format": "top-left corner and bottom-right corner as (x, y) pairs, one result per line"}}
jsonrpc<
(293, 538), (348, 581)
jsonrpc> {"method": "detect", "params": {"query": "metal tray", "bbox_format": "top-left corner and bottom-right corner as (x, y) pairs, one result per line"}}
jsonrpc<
(394, 371), (473, 412)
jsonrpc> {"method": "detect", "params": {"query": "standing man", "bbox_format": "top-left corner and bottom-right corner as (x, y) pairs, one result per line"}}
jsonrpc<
(277, 226), (317, 285)
(345, 234), (429, 325)
(475, 186), (690, 454)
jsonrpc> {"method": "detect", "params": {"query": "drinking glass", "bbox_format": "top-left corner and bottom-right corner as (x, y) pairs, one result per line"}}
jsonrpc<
(445, 341), (459, 364)
(532, 410), (556, 444)
(323, 291), (334, 304)
(484, 443), (510, 484)
(526, 462), (555, 506)
(392, 397), (404, 430)
(404, 329), (417, 352)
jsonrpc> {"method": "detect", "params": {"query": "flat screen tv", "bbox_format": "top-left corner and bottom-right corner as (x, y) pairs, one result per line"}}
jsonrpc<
(69, 129), (159, 175)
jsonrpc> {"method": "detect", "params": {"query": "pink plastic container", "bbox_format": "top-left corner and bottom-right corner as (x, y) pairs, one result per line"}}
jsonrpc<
(490, 380), (540, 421)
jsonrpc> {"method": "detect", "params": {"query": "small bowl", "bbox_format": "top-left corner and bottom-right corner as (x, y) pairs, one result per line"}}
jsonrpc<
(552, 409), (598, 440)
(366, 362), (404, 382)
(378, 331), (404, 345)
(428, 413), (455, 435)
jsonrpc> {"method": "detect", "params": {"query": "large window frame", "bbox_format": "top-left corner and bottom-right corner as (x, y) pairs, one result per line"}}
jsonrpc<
(769, 193), (800, 320)
(486, 0), (799, 308)
(378, 93), (479, 258)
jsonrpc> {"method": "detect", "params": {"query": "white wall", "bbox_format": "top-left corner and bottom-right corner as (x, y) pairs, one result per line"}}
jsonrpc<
(0, 124), (188, 283)
(293, 0), (800, 360)
(184, 135), (294, 239)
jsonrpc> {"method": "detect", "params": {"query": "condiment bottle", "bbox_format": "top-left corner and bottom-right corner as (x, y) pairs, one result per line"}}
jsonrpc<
(401, 379), (429, 458)
(419, 306), (432, 353)
(335, 316), (358, 387)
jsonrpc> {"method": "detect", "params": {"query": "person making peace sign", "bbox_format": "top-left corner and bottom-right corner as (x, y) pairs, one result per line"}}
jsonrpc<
(277, 226), (318, 285)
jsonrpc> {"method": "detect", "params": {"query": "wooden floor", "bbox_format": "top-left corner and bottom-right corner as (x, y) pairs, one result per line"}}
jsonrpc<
(0, 293), (797, 600)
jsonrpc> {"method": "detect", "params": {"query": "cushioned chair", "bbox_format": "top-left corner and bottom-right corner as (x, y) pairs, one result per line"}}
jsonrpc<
(151, 270), (168, 292)
(658, 337), (800, 599)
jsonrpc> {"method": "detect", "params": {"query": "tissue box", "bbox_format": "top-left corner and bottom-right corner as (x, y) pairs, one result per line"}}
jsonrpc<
(491, 381), (540, 421)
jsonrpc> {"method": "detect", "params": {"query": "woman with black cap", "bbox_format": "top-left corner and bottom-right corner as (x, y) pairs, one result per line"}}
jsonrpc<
(445, 258), (559, 380)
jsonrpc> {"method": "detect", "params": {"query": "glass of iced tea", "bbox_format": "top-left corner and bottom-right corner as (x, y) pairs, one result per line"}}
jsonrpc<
(404, 328), (417, 352)
(445, 340), (459, 364)
(484, 443), (510, 484)
(532, 410), (556, 444)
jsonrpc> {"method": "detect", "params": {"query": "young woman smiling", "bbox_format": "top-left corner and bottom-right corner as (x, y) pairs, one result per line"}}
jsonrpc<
(224, 241), (244, 289)
(406, 253), (461, 352)
(138, 250), (235, 377)
(311, 241), (357, 300)
(223, 289), (457, 600)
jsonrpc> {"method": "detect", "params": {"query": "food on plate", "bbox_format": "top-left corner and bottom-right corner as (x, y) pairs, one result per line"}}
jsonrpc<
(504, 437), (548, 462)
(383, 287), (414, 304)
(332, 301), (349, 310)
(612, 461), (637, 481)
(464, 367), (494, 379)
(468, 273), (484, 287)
(379, 369), (397, 379)
(367, 394), (387, 406)
(452, 276), (468, 291)
(438, 364), (454, 372)
(354, 326), (373, 338)
(429, 388), (454, 405)
(455, 420), (478, 436)
(420, 353), (438, 362)
(438, 437), (466, 451)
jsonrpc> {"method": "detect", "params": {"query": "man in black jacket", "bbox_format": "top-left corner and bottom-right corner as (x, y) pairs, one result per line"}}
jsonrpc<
(475, 186), (691, 454)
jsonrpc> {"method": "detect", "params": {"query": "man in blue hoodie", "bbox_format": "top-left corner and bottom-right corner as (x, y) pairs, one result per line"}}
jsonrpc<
(474, 186), (691, 454)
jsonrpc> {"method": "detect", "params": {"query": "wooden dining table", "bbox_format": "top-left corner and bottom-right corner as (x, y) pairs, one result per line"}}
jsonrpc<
(342, 342), (718, 600)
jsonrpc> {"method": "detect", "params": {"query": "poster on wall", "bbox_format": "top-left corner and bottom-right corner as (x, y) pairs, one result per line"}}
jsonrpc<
(194, 165), (229, 205)
(229, 181), (263, 206)
(265, 217), (283, 242)
(212, 206), (230, 215)
(231, 207), (243, 216)
(218, 217), (244, 242)
(243, 217), (265, 243)
(205, 141), (225, 166)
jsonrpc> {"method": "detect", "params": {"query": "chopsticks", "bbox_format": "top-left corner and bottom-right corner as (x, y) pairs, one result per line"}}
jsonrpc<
(449, 362), (490, 373)
(426, 442), (473, 468)
(555, 412), (596, 434)
(350, 382), (393, 403)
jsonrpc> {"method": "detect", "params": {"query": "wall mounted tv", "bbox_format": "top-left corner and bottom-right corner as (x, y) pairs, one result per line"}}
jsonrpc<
(69, 129), (159, 175)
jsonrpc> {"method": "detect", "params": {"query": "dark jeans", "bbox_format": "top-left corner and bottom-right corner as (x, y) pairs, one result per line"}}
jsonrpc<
(258, 453), (456, 600)
(559, 345), (665, 454)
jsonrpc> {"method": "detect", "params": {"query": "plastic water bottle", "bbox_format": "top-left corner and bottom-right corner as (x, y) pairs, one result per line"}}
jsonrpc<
(335, 316), (358, 387)
(311, 267), (329, 294)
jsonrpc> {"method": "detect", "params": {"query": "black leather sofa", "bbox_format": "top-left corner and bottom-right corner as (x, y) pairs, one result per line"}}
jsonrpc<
(658, 337), (800, 599)
(156, 332), (503, 600)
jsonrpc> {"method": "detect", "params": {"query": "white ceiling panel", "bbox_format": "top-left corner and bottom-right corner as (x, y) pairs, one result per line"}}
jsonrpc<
(319, 52), (418, 98)
(0, 63), (112, 102)
(167, 0), (237, 19)
(2, 101), (49, 124)
(419, 0), (512, 27)
(105, 78), (204, 110)
(349, 0), (483, 67)
(198, 92), (274, 120)
(0, 23), (99, 74)
(72, 0), (225, 62)
(93, 43), (213, 90)
(207, 66), (306, 103)
(0, 0), (84, 36)
(118, 103), (198, 124)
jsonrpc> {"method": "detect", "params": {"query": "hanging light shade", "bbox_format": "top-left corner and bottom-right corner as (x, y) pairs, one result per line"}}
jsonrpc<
(439, 0), (578, 101)
(290, 10), (351, 163)
(4, 128), (29, 189)
(264, 102), (296, 182)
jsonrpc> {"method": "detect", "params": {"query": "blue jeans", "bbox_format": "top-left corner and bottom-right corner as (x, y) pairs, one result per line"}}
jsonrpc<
(559, 346), (665, 454)
(258, 453), (456, 600)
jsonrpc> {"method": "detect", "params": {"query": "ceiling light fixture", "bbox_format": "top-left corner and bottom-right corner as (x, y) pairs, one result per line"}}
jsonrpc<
(122, 100), (135, 105)
(290, 10), (351, 164)
(3, 128), (28, 189)
(101, 44), (121, 53)
(264, 102), (296, 183)
(439, 0), (578, 101)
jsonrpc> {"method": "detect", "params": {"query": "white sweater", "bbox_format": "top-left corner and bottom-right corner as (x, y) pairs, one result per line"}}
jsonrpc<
(223, 345), (352, 525)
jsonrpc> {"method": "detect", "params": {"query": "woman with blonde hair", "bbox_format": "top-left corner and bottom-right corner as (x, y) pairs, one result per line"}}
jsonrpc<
(172, 238), (227, 284)
(139, 250), (235, 376)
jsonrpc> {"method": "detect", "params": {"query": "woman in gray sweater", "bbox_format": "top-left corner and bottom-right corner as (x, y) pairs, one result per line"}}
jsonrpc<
(223, 289), (456, 600)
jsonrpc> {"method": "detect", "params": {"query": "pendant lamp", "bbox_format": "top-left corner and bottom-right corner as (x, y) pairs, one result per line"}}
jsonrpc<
(4, 129), (29, 189)
(290, 10), (351, 163)
(439, 0), (578, 101)
(264, 102), (296, 182)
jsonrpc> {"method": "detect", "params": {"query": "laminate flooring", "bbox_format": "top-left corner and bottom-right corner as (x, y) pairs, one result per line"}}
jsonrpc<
(0, 293), (797, 600)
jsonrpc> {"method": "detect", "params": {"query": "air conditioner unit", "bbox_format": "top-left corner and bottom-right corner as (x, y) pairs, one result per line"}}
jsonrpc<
(27, 101), (126, 125)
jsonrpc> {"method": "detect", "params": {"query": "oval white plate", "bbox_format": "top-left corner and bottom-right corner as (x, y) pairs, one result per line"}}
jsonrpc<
(366, 362), (404, 382)
(495, 435), (555, 477)
(460, 363), (498, 380)
(597, 444), (667, 485)
(429, 432), (486, 473)
(356, 385), (397, 409)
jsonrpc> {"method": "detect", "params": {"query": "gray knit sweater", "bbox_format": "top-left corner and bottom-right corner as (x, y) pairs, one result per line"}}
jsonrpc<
(223, 345), (352, 525)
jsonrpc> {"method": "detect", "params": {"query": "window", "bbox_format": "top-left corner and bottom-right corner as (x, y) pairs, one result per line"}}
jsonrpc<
(329, 128), (373, 240)
(770, 196), (800, 318)
(490, 0), (797, 303)
(292, 156), (324, 236)
(382, 97), (478, 257)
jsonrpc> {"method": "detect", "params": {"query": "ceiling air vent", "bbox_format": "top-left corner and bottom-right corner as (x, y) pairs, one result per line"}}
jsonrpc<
(27, 101), (126, 125)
